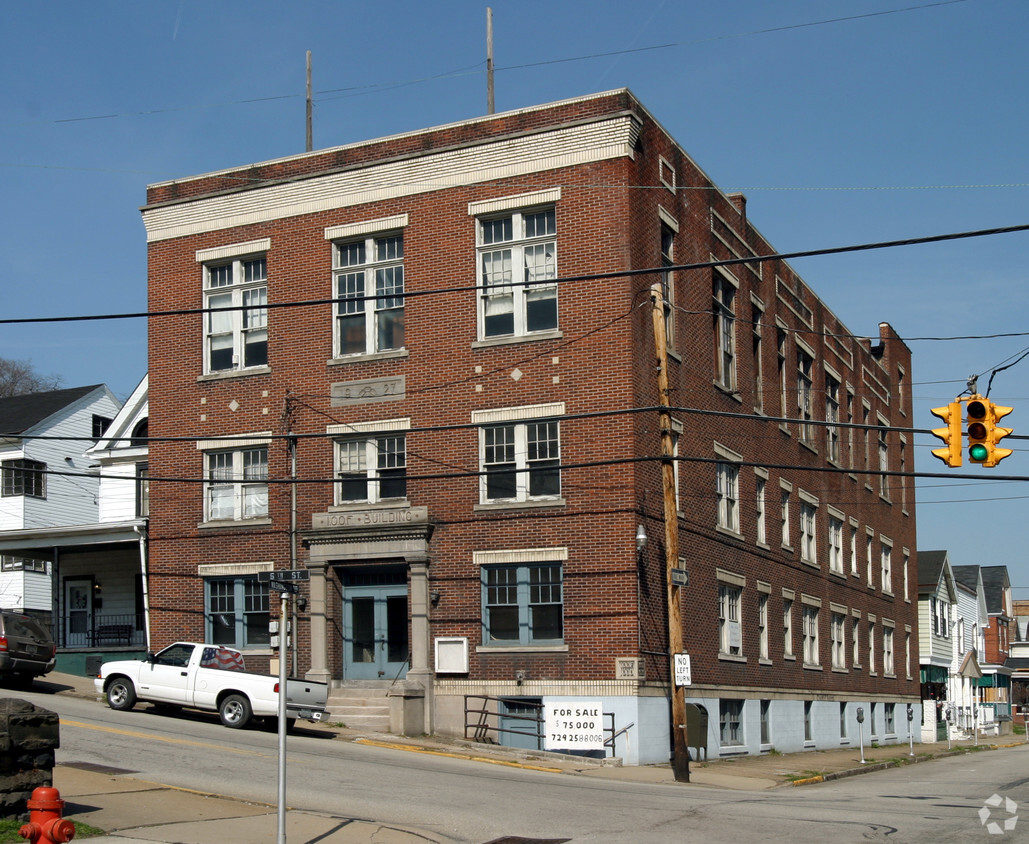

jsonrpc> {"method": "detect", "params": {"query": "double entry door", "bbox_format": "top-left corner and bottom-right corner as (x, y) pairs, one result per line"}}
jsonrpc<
(342, 569), (409, 680)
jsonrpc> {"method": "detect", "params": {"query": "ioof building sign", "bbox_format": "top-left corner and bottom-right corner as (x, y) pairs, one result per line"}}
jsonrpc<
(544, 701), (605, 751)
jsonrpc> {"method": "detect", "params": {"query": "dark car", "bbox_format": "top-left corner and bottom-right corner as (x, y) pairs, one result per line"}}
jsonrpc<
(0, 611), (56, 686)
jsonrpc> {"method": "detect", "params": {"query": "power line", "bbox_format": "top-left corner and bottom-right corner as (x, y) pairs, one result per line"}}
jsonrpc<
(4, 222), (1029, 331)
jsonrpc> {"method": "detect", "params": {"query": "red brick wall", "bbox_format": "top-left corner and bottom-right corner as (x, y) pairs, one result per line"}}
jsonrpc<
(145, 90), (919, 701)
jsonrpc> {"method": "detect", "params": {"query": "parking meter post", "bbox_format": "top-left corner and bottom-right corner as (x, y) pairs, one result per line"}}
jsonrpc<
(856, 706), (866, 764)
(907, 703), (914, 757)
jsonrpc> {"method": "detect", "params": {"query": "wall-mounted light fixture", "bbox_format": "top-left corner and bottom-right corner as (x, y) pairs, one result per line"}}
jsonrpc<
(430, 589), (441, 607)
(635, 524), (648, 553)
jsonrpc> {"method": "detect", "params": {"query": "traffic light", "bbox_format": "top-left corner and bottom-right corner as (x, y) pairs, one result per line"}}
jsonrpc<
(966, 395), (1014, 467)
(930, 401), (962, 467)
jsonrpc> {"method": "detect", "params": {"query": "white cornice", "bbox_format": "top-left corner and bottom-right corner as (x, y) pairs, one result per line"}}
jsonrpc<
(143, 116), (639, 243)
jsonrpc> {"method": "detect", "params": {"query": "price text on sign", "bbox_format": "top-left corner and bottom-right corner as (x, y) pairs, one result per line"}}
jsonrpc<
(544, 701), (605, 751)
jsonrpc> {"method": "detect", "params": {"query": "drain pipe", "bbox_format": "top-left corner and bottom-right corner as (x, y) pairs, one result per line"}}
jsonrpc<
(134, 525), (150, 651)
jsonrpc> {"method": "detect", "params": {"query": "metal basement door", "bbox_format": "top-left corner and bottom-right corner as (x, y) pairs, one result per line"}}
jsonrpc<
(342, 572), (409, 680)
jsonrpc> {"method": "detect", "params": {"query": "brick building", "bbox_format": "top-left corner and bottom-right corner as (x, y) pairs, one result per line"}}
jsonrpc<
(141, 89), (919, 763)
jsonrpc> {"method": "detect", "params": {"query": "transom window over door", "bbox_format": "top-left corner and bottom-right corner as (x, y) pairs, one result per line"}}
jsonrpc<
(477, 207), (557, 339)
(204, 255), (267, 373)
(334, 233), (405, 356)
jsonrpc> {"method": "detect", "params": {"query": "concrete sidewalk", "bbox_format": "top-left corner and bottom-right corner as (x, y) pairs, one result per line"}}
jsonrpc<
(27, 672), (1029, 841)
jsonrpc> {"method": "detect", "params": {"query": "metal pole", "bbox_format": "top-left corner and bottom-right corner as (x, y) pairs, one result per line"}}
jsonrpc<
(486, 8), (494, 114)
(650, 283), (688, 782)
(277, 589), (289, 844)
(305, 51), (313, 152)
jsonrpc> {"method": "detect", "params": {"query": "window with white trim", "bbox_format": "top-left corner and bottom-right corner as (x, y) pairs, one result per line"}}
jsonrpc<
(800, 499), (817, 565)
(719, 699), (743, 746)
(828, 514), (844, 574)
(204, 255), (267, 373)
(335, 434), (406, 504)
(780, 484), (792, 548)
(713, 269), (737, 391)
(878, 418), (890, 498)
(802, 604), (820, 666)
(482, 563), (563, 645)
(849, 522), (859, 576)
(831, 612), (846, 669)
(852, 613), (861, 667)
(825, 372), (840, 462)
(868, 620), (876, 673)
(205, 447), (268, 521)
(883, 625), (895, 676)
(480, 419), (560, 504)
(205, 575), (270, 648)
(783, 597), (795, 658)
(716, 461), (740, 533)
(755, 474), (767, 545)
(881, 542), (893, 593)
(660, 221), (676, 346)
(333, 232), (405, 356)
(797, 345), (814, 443)
(719, 584), (742, 656)
(752, 303), (764, 412)
(477, 207), (557, 340)
(758, 592), (769, 660)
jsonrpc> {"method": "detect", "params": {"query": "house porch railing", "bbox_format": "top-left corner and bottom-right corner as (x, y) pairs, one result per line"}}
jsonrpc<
(57, 612), (146, 649)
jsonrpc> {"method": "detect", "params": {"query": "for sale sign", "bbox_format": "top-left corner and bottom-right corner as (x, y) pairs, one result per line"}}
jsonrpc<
(544, 701), (605, 751)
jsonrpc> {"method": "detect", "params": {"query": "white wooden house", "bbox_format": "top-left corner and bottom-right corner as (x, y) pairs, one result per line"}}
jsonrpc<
(917, 550), (957, 741)
(0, 385), (120, 619)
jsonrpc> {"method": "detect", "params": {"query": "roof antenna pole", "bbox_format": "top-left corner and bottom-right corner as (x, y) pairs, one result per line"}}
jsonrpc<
(486, 8), (495, 114)
(306, 50), (313, 152)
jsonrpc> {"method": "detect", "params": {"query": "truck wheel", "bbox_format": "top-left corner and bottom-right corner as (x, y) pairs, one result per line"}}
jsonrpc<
(107, 678), (137, 711)
(219, 694), (252, 728)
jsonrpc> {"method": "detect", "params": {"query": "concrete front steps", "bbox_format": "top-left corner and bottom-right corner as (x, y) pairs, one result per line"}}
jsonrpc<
(324, 682), (391, 732)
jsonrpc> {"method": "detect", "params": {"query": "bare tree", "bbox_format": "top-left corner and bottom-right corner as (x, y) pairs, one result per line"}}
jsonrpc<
(0, 358), (62, 398)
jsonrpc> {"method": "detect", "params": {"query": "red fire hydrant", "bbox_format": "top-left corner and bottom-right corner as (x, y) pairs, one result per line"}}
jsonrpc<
(18, 787), (75, 843)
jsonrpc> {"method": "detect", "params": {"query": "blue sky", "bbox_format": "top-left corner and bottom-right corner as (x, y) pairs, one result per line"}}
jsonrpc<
(2, 1), (1027, 592)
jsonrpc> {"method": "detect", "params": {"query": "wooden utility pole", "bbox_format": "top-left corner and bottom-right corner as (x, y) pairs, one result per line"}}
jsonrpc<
(306, 51), (313, 152)
(650, 282), (690, 782)
(486, 8), (495, 114)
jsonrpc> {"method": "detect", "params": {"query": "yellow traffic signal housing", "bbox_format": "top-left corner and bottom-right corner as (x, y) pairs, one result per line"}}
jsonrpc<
(984, 400), (1014, 467)
(930, 401), (962, 467)
(966, 395), (1014, 467)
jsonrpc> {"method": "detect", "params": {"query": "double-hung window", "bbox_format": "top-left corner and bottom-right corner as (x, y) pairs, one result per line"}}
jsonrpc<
(475, 403), (562, 505)
(203, 250), (268, 374)
(713, 268), (737, 391)
(476, 205), (557, 340)
(205, 576), (270, 648)
(883, 625), (895, 676)
(333, 232), (405, 356)
(482, 563), (563, 645)
(335, 433), (407, 504)
(828, 513), (844, 574)
(797, 345), (814, 443)
(718, 583), (742, 656)
(799, 496), (818, 565)
(204, 445), (269, 522)
(716, 462), (740, 533)
(831, 612), (846, 669)
(1, 459), (46, 498)
(825, 372), (840, 462)
(802, 604), (820, 666)
(660, 218), (676, 346)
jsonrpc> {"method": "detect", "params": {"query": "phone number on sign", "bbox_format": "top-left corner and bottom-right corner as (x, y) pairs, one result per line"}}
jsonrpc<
(549, 733), (605, 744)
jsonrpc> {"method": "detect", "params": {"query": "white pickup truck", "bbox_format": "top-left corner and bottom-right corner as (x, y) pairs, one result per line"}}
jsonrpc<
(94, 642), (327, 730)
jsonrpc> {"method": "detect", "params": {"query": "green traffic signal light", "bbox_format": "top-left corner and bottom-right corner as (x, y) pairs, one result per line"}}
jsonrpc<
(967, 398), (990, 463)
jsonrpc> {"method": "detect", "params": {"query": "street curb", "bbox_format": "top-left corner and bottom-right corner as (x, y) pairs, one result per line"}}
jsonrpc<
(788, 742), (1009, 787)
